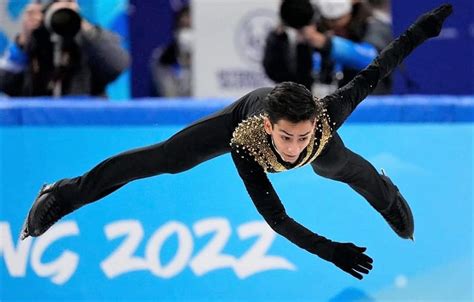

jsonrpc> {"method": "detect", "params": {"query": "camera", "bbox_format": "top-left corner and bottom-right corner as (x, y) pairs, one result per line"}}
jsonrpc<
(44, 5), (81, 38)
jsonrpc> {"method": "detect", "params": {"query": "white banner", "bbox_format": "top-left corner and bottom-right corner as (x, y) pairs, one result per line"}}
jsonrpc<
(193, 0), (279, 98)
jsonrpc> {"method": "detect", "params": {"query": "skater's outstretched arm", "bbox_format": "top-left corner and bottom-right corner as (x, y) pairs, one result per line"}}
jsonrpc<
(231, 152), (373, 279)
(323, 4), (453, 131)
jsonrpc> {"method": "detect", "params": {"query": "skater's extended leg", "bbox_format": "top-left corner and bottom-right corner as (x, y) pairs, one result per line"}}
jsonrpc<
(311, 133), (414, 239)
(21, 111), (235, 239)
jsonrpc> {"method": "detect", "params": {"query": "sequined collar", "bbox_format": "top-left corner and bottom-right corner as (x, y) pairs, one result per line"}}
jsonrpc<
(230, 113), (333, 173)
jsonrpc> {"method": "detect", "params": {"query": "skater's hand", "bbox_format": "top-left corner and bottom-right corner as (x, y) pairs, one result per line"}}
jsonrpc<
(413, 4), (453, 38)
(330, 242), (373, 280)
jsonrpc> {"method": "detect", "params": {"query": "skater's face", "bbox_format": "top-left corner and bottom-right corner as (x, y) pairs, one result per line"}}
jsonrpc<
(264, 117), (315, 163)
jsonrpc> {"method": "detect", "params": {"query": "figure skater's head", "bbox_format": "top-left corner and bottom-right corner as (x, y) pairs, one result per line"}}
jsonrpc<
(263, 81), (322, 163)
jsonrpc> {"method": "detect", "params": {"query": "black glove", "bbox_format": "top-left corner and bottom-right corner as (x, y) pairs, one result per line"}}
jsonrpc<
(413, 4), (453, 38)
(330, 242), (374, 280)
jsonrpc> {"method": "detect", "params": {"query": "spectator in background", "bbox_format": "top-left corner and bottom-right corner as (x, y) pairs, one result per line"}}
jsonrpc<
(150, 5), (193, 97)
(263, 0), (392, 96)
(368, 0), (392, 36)
(0, 0), (130, 97)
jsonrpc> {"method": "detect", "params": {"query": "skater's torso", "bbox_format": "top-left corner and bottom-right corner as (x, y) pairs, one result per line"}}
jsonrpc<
(226, 88), (334, 173)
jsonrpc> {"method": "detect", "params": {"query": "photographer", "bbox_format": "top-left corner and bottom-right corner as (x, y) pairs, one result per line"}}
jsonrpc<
(263, 0), (392, 96)
(0, 0), (130, 97)
(150, 4), (193, 97)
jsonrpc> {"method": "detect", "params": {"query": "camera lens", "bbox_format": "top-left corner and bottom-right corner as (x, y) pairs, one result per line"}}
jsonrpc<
(45, 7), (81, 38)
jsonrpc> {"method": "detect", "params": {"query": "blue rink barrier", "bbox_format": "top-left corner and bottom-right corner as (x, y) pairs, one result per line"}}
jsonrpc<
(0, 95), (473, 125)
(0, 96), (473, 301)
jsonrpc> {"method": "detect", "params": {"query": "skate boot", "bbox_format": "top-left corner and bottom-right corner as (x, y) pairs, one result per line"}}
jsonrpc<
(379, 169), (415, 240)
(20, 183), (78, 240)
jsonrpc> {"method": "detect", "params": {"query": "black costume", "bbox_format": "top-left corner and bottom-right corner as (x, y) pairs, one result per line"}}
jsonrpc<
(57, 12), (412, 252)
(21, 4), (453, 280)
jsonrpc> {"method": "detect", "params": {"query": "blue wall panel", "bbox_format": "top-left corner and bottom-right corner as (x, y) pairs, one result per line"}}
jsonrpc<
(0, 97), (473, 301)
(392, 0), (474, 95)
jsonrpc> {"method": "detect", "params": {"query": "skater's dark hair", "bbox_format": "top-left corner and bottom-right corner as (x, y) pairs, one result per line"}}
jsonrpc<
(263, 81), (321, 124)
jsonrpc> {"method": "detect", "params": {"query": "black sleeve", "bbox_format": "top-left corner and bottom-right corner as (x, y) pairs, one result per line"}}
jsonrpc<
(262, 30), (295, 83)
(262, 30), (314, 90)
(322, 7), (447, 131)
(231, 150), (334, 261)
(80, 26), (130, 85)
(295, 42), (314, 90)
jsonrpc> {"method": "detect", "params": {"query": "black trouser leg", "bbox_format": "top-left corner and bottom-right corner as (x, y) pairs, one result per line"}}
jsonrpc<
(54, 111), (234, 206)
(311, 133), (397, 211)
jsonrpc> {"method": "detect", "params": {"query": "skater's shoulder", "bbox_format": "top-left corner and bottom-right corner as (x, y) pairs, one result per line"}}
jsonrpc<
(230, 114), (283, 173)
(247, 87), (274, 98)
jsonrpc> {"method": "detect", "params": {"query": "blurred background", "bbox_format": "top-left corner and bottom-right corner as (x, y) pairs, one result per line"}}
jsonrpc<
(0, 0), (473, 301)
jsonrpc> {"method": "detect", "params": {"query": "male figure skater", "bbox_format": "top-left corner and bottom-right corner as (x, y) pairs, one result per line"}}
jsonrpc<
(20, 4), (452, 280)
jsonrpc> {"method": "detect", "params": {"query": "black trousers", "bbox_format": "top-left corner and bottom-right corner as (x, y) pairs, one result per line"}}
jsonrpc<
(55, 111), (394, 211)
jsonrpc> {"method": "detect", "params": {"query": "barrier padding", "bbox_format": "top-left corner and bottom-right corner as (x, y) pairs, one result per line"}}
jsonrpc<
(0, 95), (473, 125)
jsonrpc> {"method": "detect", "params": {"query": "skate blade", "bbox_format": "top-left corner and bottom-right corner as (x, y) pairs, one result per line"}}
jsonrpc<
(19, 219), (30, 240)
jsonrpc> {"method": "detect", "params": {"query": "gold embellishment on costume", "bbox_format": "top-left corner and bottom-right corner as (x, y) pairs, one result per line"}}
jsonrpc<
(303, 111), (333, 165)
(231, 114), (287, 172)
(230, 112), (333, 173)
